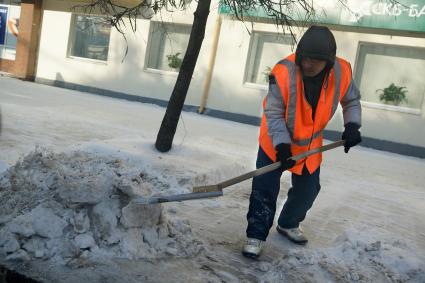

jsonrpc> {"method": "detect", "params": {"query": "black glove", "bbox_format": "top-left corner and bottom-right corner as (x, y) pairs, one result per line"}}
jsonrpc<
(342, 122), (362, 153)
(275, 143), (296, 170)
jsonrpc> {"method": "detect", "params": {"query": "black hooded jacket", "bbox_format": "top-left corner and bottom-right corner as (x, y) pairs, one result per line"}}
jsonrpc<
(295, 26), (337, 120)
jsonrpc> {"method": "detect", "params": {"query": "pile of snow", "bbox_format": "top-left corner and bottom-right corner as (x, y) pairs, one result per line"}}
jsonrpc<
(0, 148), (203, 266)
(261, 227), (425, 283)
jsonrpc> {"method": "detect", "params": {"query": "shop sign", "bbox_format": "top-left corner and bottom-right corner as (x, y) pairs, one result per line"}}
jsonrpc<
(0, 6), (8, 45)
(219, 0), (425, 33)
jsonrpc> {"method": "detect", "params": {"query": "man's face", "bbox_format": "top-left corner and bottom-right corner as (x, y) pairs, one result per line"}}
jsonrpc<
(301, 57), (327, 77)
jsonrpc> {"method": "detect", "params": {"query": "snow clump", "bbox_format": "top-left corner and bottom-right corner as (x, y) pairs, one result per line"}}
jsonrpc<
(0, 148), (203, 266)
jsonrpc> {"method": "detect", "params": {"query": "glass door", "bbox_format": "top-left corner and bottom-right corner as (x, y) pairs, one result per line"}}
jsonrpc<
(0, 0), (21, 60)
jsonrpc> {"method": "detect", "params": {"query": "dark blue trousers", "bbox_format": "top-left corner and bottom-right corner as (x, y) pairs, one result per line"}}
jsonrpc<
(246, 147), (321, 241)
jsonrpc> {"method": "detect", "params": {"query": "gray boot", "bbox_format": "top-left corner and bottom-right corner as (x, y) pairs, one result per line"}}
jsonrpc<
(242, 238), (264, 258)
(276, 225), (308, 245)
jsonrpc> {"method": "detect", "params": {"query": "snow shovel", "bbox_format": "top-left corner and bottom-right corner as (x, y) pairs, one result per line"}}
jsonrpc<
(132, 140), (345, 205)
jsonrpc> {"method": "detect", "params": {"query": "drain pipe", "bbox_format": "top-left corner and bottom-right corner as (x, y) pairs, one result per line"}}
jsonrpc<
(198, 14), (222, 114)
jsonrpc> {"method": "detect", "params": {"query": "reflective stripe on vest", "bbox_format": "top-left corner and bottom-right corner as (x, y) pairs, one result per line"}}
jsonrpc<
(331, 59), (341, 117)
(275, 59), (342, 147)
(278, 59), (297, 139)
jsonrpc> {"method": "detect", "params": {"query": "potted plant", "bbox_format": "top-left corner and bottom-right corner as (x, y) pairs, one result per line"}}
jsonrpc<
(166, 52), (183, 70)
(262, 66), (272, 83)
(376, 83), (408, 105)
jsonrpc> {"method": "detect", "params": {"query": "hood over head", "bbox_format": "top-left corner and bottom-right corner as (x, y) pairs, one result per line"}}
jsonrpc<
(295, 25), (336, 69)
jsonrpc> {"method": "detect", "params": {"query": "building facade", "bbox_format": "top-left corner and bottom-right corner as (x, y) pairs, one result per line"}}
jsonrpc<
(2, 0), (425, 157)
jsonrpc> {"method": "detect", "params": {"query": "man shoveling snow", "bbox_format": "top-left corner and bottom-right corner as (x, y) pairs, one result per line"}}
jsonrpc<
(243, 25), (362, 258)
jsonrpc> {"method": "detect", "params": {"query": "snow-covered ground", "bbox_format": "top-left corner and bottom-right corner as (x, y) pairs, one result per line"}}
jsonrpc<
(0, 76), (424, 282)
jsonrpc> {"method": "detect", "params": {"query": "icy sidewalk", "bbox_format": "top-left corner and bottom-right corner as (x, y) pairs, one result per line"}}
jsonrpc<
(0, 76), (425, 282)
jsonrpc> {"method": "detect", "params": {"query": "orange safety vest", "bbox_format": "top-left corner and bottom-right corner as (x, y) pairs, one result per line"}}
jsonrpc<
(259, 53), (353, 175)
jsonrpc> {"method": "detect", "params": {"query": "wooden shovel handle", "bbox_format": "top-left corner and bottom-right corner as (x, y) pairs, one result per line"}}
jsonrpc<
(193, 140), (345, 193)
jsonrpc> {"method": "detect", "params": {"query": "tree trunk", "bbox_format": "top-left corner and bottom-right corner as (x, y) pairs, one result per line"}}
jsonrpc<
(155, 0), (211, 152)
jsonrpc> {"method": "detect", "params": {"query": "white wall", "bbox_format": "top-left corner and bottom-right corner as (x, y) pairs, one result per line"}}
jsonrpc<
(37, 0), (218, 107)
(35, 1), (425, 148)
(208, 21), (301, 119)
(327, 30), (425, 147)
(208, 19), (425, 148)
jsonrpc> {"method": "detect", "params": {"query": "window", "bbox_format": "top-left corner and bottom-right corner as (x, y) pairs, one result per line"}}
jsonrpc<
(245, 32), (294, 85)
(0, 0), (21, 60)
(68, 15), (111, 61)
(354, 42), (425, 113)
(145, 22), (191, 72)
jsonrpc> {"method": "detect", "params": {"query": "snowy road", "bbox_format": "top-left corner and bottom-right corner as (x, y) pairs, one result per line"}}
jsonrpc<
(0, 76), (424, 282)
